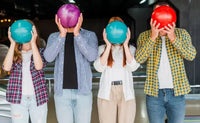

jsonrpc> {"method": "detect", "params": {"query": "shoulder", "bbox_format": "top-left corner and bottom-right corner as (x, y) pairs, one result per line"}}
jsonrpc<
(80, 28), (96, 36)
(98, 44), (106, 55)
(175, 28), (189, 34)
(129, 45), (136, 51)
(48, 32), (60, 39)
(139, 30), (151, 37)
(129, 45), (136, 53)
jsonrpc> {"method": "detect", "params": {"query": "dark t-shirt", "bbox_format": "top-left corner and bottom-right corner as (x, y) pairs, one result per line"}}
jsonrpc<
(63, 33), (78, 89)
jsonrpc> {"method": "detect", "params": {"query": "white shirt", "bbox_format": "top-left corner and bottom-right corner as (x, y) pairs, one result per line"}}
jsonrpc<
(22, 50), (35, 95)
(158, 36), (173, 89)
(110, 46), (126, 82)
(94, 45), (140, 101)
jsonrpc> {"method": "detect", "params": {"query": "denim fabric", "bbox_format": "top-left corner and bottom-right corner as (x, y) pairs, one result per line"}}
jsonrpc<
(54, 89), (92, 123)
(11, 95), (47, 123)
(146, 89), (185, 123)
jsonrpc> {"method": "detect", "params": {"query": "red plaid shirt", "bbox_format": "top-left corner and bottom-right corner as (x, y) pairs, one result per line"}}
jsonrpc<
(6, 48), (48, 106)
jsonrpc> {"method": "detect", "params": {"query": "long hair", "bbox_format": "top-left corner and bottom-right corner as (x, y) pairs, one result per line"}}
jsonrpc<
(106, 16), (127, 67)
(13, 19), (41, 63)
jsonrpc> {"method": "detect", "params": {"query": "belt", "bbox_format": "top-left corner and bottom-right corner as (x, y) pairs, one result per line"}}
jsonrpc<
(111, 80), (123, 85)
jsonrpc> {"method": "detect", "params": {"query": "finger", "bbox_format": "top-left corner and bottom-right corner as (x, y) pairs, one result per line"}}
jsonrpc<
(172, 22), (176, 28)
(150, 19), (153, 26)
(168, 24), (173, 29)
(173, 22), (176, 28)
(8, 27), (10, 32)
(152, 20), (157, 27)
(80, 13), (83, 21)
(31, 31), (33, 36)
(162, 30), (169, 34)
(155, 23), (160, 29)
(103, 28), (106, 34)
(127, 27), (131, 37)
(77, 13), (83, 26)
(164, 26), (170, 31)
(58, 18), (61, 25)
(55, 14), (58, 25)
(158, 27), (165, 31)
(32, 26), (36, 32)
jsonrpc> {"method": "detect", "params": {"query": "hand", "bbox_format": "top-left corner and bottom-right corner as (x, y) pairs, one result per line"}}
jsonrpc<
(163, 22), (176, 42)
(123, 27), (131, 47)
(55, 14), (67, 37)
(103, 28), (111, 47)
(150, 19), (164, 41)
(8, 27), (16, 45)
(74, 13), (83, 36)
(30, 26), (38, 45)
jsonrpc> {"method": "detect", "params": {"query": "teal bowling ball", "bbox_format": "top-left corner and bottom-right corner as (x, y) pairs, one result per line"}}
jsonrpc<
(10, 20), (33, 44)
(106, 21), (127, 44)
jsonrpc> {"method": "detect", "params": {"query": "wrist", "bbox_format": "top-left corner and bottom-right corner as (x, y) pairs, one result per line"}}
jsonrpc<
(59, 32), (66, 37)
(170, 34), (176, 42)
(74, 32), (79, 36)
(10, 43), (16, 48)
(106, 44), (111, 49)
(123, 43), (128, 47)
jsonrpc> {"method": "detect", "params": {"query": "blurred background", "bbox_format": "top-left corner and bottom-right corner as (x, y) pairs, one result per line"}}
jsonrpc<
(0, 0), (200, 123)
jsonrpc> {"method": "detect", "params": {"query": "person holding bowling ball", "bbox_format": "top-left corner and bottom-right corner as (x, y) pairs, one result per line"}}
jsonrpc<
(3, 19), (48, 123)
(135, 1), (196, 123)
(93, 17), (140, 123)
(44, 4), (98, 123)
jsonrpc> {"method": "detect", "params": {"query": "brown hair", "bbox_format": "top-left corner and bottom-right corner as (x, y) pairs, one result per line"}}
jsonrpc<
(106, 16), (126, 68)
(153, 1), (170, 10)
(13, 19), (41, 63)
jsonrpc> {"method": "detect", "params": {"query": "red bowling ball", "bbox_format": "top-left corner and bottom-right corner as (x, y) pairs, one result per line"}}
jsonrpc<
(151, 6), (177, 29)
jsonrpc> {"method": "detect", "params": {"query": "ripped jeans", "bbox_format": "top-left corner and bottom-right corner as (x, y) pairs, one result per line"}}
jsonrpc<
(11, 95), (48, 123)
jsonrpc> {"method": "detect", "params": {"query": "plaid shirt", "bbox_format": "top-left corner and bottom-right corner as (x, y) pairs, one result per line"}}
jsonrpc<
(6, 48), (49, 106)
(136, 28), (196, 97)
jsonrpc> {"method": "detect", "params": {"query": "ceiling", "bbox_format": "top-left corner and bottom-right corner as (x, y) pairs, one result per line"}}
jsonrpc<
(0, 0), (158, 19)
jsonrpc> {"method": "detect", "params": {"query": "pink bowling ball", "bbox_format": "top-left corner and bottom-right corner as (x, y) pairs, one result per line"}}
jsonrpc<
(57, 4), (80, 28)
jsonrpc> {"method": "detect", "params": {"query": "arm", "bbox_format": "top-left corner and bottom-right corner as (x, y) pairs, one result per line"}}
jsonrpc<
(73, 13), (98, 62)
(172, 29), (196, 61)
(74, 31), (98, 62)
(123, 28), (140, 71)
(31, 26), (43, 70)
(135, 19), (162, 64)
(93, 29), (112, 72)
(44, 33), (65, 62)
(93, 45), (108, 72)
(44, 14), (67, 62)
(135, 32), (155, 64)
(3, 27), (15, 71)
(124, 45), (140, 72)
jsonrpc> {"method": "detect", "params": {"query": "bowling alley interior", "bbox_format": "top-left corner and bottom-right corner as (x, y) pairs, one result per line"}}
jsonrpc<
(0, 0), (200, 123)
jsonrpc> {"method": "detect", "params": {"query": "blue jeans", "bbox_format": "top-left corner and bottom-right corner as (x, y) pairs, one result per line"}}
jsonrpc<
(146, 89), (185, 123)
(54, 89), (93, 123)
(11, 95), (48, 123)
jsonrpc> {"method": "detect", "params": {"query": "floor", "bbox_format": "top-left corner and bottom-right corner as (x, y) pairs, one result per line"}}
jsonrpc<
(46, 84), (200, 123)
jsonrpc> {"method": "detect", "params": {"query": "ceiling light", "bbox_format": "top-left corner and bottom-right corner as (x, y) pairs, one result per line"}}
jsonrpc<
(140, 0), (146, 4)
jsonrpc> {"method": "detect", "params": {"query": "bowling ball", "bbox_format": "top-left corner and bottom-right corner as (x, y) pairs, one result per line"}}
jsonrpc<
(106, 21), (127, 44)
(151, 6), (176, 29)
(10, 20), (33, 44)
(57, 4), (80, 28)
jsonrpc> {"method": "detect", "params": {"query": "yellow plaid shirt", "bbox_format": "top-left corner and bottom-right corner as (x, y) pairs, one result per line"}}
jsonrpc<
(136, 28), (196, 97)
